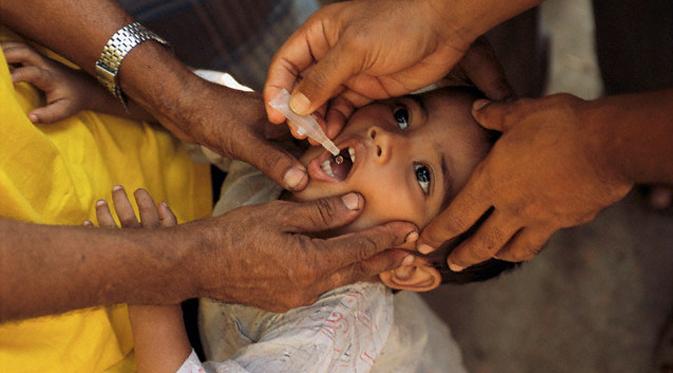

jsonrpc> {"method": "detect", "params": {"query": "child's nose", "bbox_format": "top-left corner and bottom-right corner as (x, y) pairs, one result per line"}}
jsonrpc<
(367, 126), (394, 164)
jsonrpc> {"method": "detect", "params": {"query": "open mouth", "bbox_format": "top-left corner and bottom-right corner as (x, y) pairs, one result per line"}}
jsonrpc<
(320, 147), (355, 181)
(307, 139), (362, 183)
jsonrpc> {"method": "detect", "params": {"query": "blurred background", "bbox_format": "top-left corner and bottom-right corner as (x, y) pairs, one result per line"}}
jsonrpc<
(424, 1), (673, 372)
(119, 0), (673, 371)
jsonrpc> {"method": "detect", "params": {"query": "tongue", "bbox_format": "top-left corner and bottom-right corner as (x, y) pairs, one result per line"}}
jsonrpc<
(331, 149), (353, 181)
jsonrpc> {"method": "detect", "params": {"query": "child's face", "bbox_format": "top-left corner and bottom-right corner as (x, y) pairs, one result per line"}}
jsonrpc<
(293, 89), (490, 232)
(291, 89), (492, 292)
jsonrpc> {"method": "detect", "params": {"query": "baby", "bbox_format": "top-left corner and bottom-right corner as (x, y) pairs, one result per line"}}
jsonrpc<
(192, 86), (517, 373)
(10, 42), (516, 372)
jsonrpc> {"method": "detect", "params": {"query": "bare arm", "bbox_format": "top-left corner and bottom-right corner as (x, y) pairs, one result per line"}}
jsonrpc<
(91, 188), (191, 373)
(590, 89), (673, 185)
(129, 305), (192, 373)
(0, 217), (196, 321)
(0, 0), (311, 190)
(0, 186), (414, 322)
(2, 41), (155, 123)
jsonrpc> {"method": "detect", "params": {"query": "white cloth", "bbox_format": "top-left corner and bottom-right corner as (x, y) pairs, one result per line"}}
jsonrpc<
(189, 159), (467, 372)
(185, 69), (466, 373)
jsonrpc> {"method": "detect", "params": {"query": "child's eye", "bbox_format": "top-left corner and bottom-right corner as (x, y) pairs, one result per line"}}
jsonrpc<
(393, 106), (410, 130)
(414, 163), (431, 195)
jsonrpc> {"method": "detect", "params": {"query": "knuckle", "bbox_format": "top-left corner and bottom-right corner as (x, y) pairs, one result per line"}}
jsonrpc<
(438, 214), (468, 238)
(354, 236), (379, 260)
(314, 198), (337, 227)
(471, 243), (492, 259)
(342, 29), (369, 53)
(469, 240), (495, 260)
(353, 260), (373, 278)
(511, 242), (543, 262)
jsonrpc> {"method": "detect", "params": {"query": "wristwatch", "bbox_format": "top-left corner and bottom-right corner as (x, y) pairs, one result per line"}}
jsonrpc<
(95, 22), (170, 109)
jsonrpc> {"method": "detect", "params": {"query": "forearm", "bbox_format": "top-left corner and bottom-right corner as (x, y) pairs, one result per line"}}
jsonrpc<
(0, 218), (200, 321)
(1, 0), (232, 144)
(86, 85), (157, 123)
(584, 89), (673, 185)
(129, 305), (192, 373)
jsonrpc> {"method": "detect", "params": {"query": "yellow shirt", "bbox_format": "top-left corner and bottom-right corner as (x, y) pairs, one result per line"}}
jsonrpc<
(0, 30), (211, 372)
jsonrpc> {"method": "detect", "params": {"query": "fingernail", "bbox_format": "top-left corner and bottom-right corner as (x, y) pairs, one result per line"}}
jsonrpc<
(417, 243), (435, 255)
(405, 231), (419, 243)
(83, 220), (93, 226)
(161, 201), (169, 208)
(448, 260), (466, 272)
(112, 185), (123, 192)
(341, 192), (362, 211)
(402, 255), (415, 266)
(28, 113), (38, 123)
(96, 199), (106, 207)
(473, 99), (491, 111)
(290, 92), (311, 115)
(283, 166), (307, 190)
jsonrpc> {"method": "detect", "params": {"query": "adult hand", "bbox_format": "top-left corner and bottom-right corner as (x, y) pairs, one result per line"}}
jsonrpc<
(189, 192), (417, 312)
(138, 77), (311, 191)
(264, 0), (514, 139)
(417, 94), (633, 269)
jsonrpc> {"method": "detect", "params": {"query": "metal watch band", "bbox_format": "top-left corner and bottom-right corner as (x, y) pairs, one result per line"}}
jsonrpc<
(95, 22), (169, 108)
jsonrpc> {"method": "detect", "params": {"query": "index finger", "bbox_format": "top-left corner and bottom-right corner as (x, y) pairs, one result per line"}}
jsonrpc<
(264, 27), (318, 124)
(417, 166), (492, 254)
(313, 221), (417, 270)
(317, 249), (412, 293)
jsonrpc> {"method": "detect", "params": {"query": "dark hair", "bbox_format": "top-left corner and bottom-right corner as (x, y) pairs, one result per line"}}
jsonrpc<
(422, 87), (512, 284)
(423, 208), (521, 285)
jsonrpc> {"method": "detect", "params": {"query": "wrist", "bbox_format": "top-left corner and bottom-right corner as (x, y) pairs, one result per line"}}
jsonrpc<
(116, 41), (204, 138)
(164, 224), (206, 300)
(172, 218), (232, 300)
(427, 0), (543, 48)
(580, 90), (673, 185)
(577, 97), (635, 187)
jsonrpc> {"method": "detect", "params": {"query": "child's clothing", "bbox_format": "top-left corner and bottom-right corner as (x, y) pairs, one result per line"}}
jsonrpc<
(189, 158), (467, 372)
(0, 28), (211, 373)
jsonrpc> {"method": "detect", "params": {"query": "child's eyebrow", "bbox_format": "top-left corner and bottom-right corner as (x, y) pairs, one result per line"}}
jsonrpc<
(409, 94), (428, 115)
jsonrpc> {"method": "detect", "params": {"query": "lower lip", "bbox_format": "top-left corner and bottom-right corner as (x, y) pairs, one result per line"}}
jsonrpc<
(307, 155), (338, 182)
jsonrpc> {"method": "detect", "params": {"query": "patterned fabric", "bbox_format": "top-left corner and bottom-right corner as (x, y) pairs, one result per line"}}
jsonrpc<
(197, 158), (467, 373)
(118, 0), (319, 90)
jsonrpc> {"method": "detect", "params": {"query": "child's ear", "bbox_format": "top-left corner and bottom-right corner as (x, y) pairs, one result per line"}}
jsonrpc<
(378, 259), (441, 292)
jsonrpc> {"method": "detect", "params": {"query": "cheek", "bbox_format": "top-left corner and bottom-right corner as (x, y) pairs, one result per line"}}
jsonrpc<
(292, 180), (343, 202)
(348, 166), (426, 229)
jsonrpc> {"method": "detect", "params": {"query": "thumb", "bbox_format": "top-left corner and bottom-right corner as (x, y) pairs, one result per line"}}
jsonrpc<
(471, 98), (531, 132)
(234, 133), (309, 191)
(282, 192), (365, 233)
(290, 42), (360, 116)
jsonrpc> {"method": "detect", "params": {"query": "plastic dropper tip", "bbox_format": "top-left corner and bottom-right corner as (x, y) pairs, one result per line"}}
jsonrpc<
(325, 142), (340, 157)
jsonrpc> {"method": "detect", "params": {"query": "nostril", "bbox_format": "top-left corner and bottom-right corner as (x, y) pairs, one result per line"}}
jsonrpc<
(370, 129), (377, 139)
(376, 146), (382, 157)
